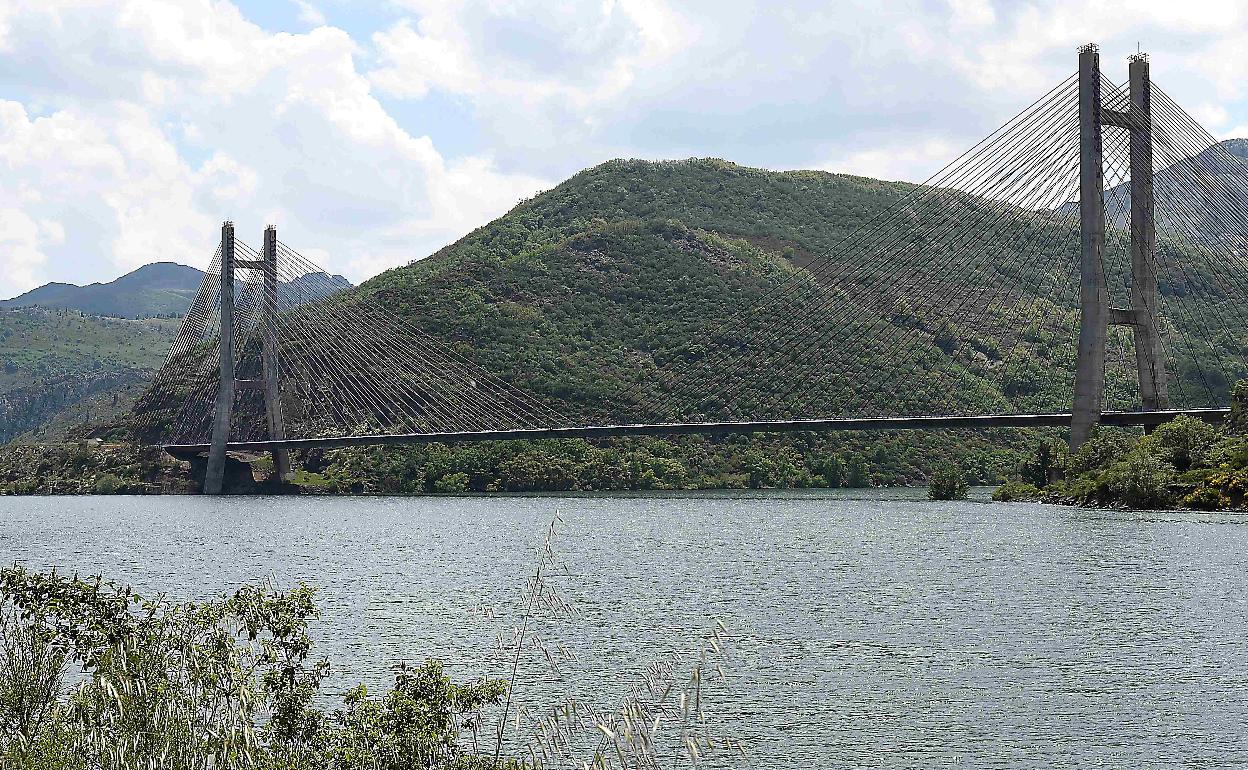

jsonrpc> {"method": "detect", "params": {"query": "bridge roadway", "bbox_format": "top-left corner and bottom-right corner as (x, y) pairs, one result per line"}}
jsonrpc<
(163, 408), (1230, 458)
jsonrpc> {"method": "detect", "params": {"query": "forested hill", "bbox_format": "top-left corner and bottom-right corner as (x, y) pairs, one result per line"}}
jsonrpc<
(406, 158), (910, 276)
(359, 159), (954, 423)
(354, 157), (1230, 432)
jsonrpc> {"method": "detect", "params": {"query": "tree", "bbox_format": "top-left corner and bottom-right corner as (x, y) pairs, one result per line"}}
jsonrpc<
(845, 455), (870, 488)
(1104, 451), (1175, 509)
(1137, 414), (1219, 473)
(819, 455), (844, 488)
(928, 462), (969, 500)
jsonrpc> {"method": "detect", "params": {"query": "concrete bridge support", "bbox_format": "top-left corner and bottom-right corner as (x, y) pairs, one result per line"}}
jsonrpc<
(1071, 47), (1169, 450)
(1071, 45), (1108, 449)
(204, 221), (236, 495)
(203, 222), (291, 494)
(1123, 54), (1169, 413)
(260, 226), (292, 482)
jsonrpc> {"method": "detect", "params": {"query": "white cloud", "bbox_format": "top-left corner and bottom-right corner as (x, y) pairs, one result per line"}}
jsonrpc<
(819, 139), (962, 183)
(0, 0), (549, 298)
(368, 0), (690, 160)
(294, 0), (326, 27)
(0, 208), (59, 293)
(7, 0), (1248, 298)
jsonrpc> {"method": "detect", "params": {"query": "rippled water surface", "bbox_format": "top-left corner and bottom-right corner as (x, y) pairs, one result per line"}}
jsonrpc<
(3, 489), (1248, 768)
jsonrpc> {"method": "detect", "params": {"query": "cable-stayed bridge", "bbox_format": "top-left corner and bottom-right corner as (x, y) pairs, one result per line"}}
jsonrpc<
(135, 46), (1248, 493)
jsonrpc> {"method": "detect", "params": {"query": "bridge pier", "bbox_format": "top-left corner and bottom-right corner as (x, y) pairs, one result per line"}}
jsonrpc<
(1123, 54), (1169, 413)
(203, 222), (292, 494)
(260, 226), (292, 482)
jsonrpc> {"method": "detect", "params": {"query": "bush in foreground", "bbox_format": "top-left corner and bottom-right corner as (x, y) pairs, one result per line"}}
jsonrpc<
(0, 545), (734, 770)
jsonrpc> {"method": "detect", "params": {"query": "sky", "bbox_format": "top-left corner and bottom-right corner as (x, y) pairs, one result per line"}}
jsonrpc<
(4, 0), (1248, 299)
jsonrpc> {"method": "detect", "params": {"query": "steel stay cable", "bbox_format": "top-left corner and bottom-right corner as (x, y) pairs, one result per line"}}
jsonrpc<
(271, 255), (539, 431)
(752, 143), (1087, 419)
(666, 94), (1084, 418)
(702, 104), (1086, 418)
(623, 76), (1082, 413)
(1098, 123), (1221, 406)
(275, 243), (566, 428)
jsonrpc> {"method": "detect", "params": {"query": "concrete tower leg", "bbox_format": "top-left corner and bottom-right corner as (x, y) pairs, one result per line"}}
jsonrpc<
(262, 225), (292, 482)
(1126, 54), (1169, 413)
(1071, 45), (1109, 449)
(204, 221), (236, 494)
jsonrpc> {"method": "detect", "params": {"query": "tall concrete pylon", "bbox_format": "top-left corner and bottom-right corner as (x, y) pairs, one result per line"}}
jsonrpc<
(1071, 46), (1170, 450)
(203, 222), (291, 494)
(1071, 44), (1108, 449)
(203, 221), (236, 494)
(259, 226), (292, 482)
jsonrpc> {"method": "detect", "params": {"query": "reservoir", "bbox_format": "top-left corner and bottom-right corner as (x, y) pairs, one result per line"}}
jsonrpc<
(3, 489), (1246, 768)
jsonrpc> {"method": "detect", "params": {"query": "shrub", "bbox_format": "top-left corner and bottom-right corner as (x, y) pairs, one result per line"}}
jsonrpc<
(1066, 429), (1134, 476)
(845, 455), (871, 488)
(1181, 486), (1229, 511)
(433, 471), (470, 494)
(1103, 451), (1175, 509)
(0, 567), (508, 770)
(1136, 415), (1219, 472)
(929, 462), (969, 500)
(92, 473), (125, 494)
(992, 479), (1042, 502)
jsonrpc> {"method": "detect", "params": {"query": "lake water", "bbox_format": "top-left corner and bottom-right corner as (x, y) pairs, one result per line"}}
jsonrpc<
(2, 489), (1247, 768)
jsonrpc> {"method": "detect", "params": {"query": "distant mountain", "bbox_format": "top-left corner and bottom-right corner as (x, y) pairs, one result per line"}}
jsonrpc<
(0, 261), (353, 444)
(284, 272), (353, 304)
(1055, 138), (1248, 235)
(1, 263), (355, 320)
(0, 308), (180, 443)
(0, 263), (204, 318)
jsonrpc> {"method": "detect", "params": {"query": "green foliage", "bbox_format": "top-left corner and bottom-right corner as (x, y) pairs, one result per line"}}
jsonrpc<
(91, 473), (125, 495)
(0, 308), (177, 443)
(0, 568), (510, 770)
(928, 462), (969, 500)
(0, 442), (194, 496)
(432, 472), (470, 494)
(1136, 415), (1220, 472)
(1066, 429), (1135, 476)
(318, 662), (505, 770)
(1019, 440), (1062, 487)
(1103, 452), (1176, 509)
(992, 479), (1042, 502)
(1017, 393), (1248, 511)
(289, 433), (1010, 495)
(844, 455), (871, 488)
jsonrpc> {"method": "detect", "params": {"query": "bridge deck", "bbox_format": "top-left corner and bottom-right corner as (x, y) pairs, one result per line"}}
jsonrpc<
(162, 408), (1229, 458)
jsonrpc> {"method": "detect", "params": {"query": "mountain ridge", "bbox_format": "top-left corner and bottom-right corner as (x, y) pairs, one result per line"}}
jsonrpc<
(2, 262), (355, 320)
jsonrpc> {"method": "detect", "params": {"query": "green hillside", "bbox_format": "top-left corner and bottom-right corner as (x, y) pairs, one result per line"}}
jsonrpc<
(280, 156), (1241, 493)
(357, 158), (1235, 421)
(0, 309), (178, 443)
(279, 160), (1083, 491)
(39, 156), (1248, 493)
